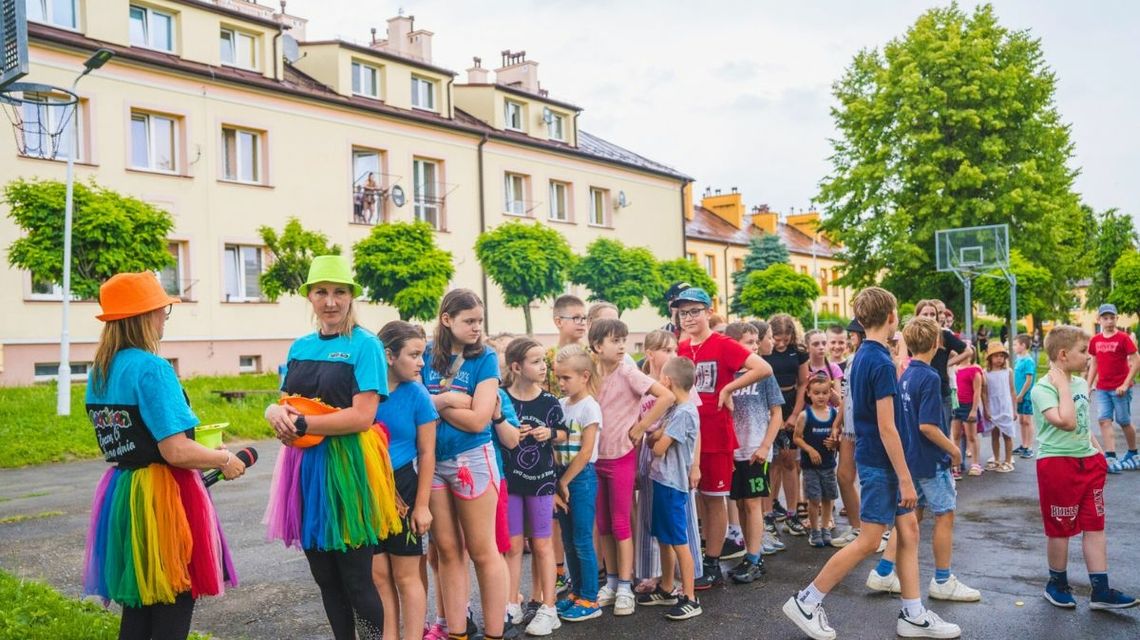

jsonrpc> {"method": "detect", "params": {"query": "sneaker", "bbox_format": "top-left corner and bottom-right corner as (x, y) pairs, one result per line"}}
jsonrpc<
(555, 594), (577, 614)
(555, 571), (569, 595)
(1020, 448), (1035, 460)
(782, 595), (837, 640)
(783, 517), (807, 536)
(525, 605), (561, 636)
(967, 464), (983, 477)
(507, 603), (525, 625)
(694, 563), (723, 590)
(809, 529), (825, 548)
(1106, 456), (1123, 474)
(877, 530), (891, 553)
(1044, 579), (1077, 608)
(614, 591), (635, 616)
(423, 623), (448, 640)
(928, 575), (981, 602)
(522, 600), (542, 625)
(831, 527), (859, 548)
(772, 501), (790, 522)
(763, 530), (785, 554)
(729, 557), (765, 584)
(636, 585), (678, 606)
(559, 599), (603, 622)
(866, 569), (901, 594)
(664, 595), (703, 621)
(720, 537), (747, 560)
(504, 620), (522, 640)
(1090, 589), (1139, 610)
(896, 609), (961, 638)
(596, 585), (616, 607)
(1012, 446), (1025, 457)
(821, 528), (833, 546)
(1120, 452), (1139, 471)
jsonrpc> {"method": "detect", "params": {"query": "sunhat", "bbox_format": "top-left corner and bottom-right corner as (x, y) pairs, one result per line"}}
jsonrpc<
(96, 272), (180, 322)
(985, 340), (1009, 359)
(299, 255), (362, 297)
(669, 287), (713, 308)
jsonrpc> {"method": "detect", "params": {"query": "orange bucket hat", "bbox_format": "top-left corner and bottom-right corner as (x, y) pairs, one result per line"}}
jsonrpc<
(96, 272), (181, 322)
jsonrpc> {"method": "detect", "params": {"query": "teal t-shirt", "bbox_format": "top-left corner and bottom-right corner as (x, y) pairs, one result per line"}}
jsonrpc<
(1031, 375), (1098, 459)
(1013, 355), (1037, 401)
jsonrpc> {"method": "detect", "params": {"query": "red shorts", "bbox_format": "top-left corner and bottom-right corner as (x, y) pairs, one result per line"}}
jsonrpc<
(698, 451), (734, 496)
(1037, 455), (1106, 538)
(495, 479), (511, 553)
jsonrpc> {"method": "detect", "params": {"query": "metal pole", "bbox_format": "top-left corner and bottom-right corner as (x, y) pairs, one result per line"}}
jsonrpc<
(812, 234), (819, 330)
(57, 76), (82, 416)
(1009, 273), (1018, 355)
(964, 276), (973, 353)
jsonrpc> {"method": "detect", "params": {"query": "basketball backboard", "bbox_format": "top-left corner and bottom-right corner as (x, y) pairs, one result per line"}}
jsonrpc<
(935, 224), (1010, 273)
(1, 0), (29, 90)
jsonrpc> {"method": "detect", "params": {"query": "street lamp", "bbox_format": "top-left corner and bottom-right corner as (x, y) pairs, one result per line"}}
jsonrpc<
(57, 48), (114, 416)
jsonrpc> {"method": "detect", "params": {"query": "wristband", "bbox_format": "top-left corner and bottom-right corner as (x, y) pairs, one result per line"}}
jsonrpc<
(294, 415), (308, 436)
(493, 415), (506, 425)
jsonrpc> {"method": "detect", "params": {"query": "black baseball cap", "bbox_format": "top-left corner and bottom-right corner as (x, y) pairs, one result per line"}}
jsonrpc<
(846, 318), (865, 335)
(665, 281), (692, 304)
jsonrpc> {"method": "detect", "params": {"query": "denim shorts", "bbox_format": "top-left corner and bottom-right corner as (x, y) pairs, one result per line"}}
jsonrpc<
(858, 465), (914, 525)
(952, 402), (975, 423)
(803, 466), (838, 501)
(1094, 388), (1132, 426)
(916, 468), (957, 516)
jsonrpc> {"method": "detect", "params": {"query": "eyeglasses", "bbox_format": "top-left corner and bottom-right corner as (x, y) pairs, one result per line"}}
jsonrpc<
(676, 307), (708, 320)
(558, 315), (588, 325)
(164, 304), (173, 319)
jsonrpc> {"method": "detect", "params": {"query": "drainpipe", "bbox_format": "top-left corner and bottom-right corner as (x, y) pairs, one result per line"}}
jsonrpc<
(723, 244), (731, 320)
(272, 2), (287, 81)
(680, 180), (690, 259)
(477, 132), (490, 327)
(446, 77), (455, 119)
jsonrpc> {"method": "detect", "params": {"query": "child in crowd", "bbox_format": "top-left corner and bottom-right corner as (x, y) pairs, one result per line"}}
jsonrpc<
(590, 319), (674, 615)
(793, 377), (841, 548)
(1033, 325), (1137, 610)
(830, 319), (864, 549)
(553, 345), (603, 622)
(645, 357), (704, 620)
(804, 328), (844, 533)
(725, 321), (784, 581)
(826, 324), (849, 368)
(765, 314), (810, 537)
(952, 359), (988, 478)
(783, 286), (960, 640)
(1012, 333), (1037, 459)
(1085, 304), (1140, 473)
(983, 341), (1017, 473)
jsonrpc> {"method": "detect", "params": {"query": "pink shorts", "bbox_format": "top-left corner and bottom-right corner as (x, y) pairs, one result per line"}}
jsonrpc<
(594, 448), (637, 540)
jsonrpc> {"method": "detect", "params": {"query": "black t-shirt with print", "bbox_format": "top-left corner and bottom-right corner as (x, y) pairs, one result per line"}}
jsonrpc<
(505, 390), (567, 496)
(930, 329), (968, 398)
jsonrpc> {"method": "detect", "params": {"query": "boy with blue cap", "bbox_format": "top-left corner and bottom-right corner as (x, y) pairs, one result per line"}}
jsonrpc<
(1086, 303), (1140, 473)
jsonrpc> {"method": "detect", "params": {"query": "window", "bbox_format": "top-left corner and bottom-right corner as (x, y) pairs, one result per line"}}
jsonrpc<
(238, 355), (262, 373)
(352, 149), (383, 224)
(413, 158), (441, 229)
(505, 100), (523, 131)
(733, 257), (744, 273)
(832, 268), (840, 297)
(220, 28), (257, 70)
(588, 187), (608, 226)
(130, 112), (177, 172)
(29, 273), (62, 299)
(158, 242), (186, 298)
(687, 252), (696, 262)
(549, 181), (570, 222)
(26, 0), (77, 29)
(129, 5), (174, 52)
(833, 303), (841, 315)
(20, 92), (80, 160)
(221, 126), (261, 183)
(800, 265), (808, 275)
(548, 112), (565, 141)
(411, 76), (435, 111)
(352, 61), (380, 98)
(34, 361), (91, 381)
(504, 173), (528, 215)
(704, 255), (716, 277)
(223, 244), (263, 301)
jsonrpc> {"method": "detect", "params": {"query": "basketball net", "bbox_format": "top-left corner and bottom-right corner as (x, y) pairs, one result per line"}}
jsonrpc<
(0, 82), (79, 160)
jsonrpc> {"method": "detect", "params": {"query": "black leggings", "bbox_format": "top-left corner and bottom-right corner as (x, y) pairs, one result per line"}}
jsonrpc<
(305, 546), (384, 640)
(119, 592), (195, 640)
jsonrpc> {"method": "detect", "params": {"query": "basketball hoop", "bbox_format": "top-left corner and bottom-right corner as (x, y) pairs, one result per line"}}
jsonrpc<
(0, 81), (79, 160)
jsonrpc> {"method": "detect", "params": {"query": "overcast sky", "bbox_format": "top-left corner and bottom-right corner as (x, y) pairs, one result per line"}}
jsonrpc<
(287, 0), (1139, 221)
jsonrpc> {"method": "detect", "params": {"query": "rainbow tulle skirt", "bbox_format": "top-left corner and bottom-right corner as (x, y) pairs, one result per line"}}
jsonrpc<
(83, 464), (236, 607)
(264, 428), (402, 551)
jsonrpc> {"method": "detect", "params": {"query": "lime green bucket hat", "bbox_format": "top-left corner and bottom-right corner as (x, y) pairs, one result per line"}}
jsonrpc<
(300, 255), (362, 297)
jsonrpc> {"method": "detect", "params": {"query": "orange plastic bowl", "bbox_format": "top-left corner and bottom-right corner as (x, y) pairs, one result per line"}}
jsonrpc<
(279, 396), (337, 448)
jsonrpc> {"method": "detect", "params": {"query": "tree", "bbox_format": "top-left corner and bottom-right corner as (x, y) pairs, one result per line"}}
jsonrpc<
(475, 221), (574, 335)
(354, 221), (454, 320)
(730, 234), (790, 315)
(257, 217), (342, 301)
(654, 258), (718, 319)
(973, 250), (1054, 323)
(1108, 251), (1140, 319)
(1086, 207), (1138, 309)
(5, 178), (174, 299)
(816, 3), (1085, 315)
(737, 264), (820, 320)
(569, 238), (658, 315)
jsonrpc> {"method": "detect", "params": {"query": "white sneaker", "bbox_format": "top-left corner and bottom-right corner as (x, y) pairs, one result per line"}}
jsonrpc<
(928, 575), (981, 602)
(782, 595), (837, 640)
(507, 602), (524, 625)
(614, 591), (636, 616)
(596, 585), (616, 607)
(896, 609), (961, 638)
(830, 527), (859, 548)
(525, 605), (562, 636)
(877, 529), (891, 553)
(866, 569), (901, 594)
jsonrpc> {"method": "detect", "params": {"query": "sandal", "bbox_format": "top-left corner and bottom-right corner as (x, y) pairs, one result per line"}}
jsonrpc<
(968, 464), (983, 476)
(996, 462), (1014, 473)
(984, 459), (998, 471)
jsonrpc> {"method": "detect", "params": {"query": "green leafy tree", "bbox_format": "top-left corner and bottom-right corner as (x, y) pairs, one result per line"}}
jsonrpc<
(654, 258), (718, 319)
(570, 238), (658, 315)
(354, 221), (454, 320)
(1086, 207), (1137, 309)
(737, 264), (820, 320)
(257, 217), (342, 301)
(1108, 251), (1140, 319)
(973, 250), (1054, 323)
(475, 221), (574, 335)
(817, 3), (1084, 315)
(730, 234), (790, 315)
(5, 178), (174, 299)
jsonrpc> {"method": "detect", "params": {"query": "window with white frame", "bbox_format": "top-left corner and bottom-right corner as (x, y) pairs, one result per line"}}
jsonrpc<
(352, 149), (384, 224)
(223, 244), (263, 301)
(548, 181), (569, 222)
(588, 187), (608, 226)
(130, 111), (177, 172)
(352, 61), (380, 98)
(20, 92), (81, 160)
(548, 112), (566, 141)
(158, 242), (187, 298)
(411, 76), (435, 111)
(30, 273), (62, 299)
(220, 28), (257, 70)
(413, 158), (441, 229)
(129, 4), (174, 52)
(238, 355), (262, 373)
(34, 361), (91, 381)
(504, 173), (528, 215)
(221, 126), (261, 183)
(504, 100), (523, 131)
(26, 0), (77, 29)
(704, 255), (716, 277)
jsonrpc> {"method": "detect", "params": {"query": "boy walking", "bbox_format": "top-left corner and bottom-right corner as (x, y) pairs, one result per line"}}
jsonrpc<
(1033, 325), (1137, 610)
(1013, 333), (1037, 459)
(1085, 304), (1140, 473)
(783, 287), (960, 640)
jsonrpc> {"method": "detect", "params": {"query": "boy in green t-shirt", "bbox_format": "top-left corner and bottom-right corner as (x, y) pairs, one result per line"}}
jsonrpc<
(1031, 325), (1137, 611)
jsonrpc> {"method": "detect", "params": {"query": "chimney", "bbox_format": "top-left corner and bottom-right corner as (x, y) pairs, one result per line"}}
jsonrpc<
(466, 57), (489, 84)
(408, 28), (433, 61)
(700, 189), (745, 229)
(383, 15), (413, 55)
(786, 210), (821, 236)
(752, 208), (778, 234)
(495, 50), (540, 93)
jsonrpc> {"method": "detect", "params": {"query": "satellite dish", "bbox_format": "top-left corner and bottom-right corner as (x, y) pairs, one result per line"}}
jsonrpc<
(390, 185), (406, 208)
(617, 190), (628, 208)
(542, 107), (554, 124)
(282, 34), (301, 64)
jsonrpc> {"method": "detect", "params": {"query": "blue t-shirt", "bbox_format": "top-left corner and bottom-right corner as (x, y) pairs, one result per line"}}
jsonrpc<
(899, 361), (945, 479)
(800, 405), (837, 469)
(850, 340), (908, 470)
(86, 348), (198, 466)
(422, 345), (501, 460)
(376, 380), (439, 469)
(281, 326), (387, 408)
(1014, 355), (1037, 402)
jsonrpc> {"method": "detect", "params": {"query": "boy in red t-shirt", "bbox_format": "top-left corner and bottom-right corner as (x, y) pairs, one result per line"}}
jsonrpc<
(1085, 304), (1140, 473)
(672, 288), (772, 587)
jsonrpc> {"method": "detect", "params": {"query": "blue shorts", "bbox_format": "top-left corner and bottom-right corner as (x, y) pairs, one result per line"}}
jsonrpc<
(650, 481), (688, 546)
(1094, 388), (1132, 426)
(952, 403), (975, 423)
(916, 468), (957, 516)
(1017, 398), (1033, 416)
(858, 465), (914, 525)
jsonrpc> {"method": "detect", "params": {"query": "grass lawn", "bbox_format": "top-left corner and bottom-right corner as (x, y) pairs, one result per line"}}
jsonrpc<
(0, 373), (279, 468)
(0, 570), (212, 639)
